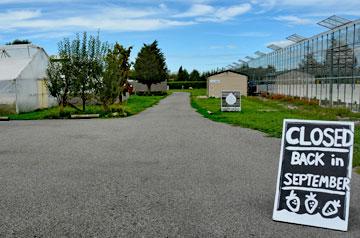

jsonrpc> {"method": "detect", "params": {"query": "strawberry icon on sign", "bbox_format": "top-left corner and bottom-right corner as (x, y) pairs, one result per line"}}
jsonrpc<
(286, 190), (300, 213)
(304, 193), (318, 214)
(322, 200), (341, 217)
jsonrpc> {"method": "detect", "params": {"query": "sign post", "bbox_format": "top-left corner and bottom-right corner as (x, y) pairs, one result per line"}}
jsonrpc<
(273, 119), (354, 231)
(221, 91), (241, 112)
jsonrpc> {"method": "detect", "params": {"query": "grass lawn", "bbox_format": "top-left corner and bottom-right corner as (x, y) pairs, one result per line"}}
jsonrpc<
(178, 89), (360, 168)
(0, 94), (168, 120)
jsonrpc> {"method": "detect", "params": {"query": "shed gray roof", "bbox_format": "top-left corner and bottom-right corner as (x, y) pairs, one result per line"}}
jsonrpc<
(0, 44), (45, 81)
(207, 70), (248, 77)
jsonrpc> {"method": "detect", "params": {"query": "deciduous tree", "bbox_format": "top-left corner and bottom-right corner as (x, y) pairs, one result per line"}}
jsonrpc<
(97, 43), (132, 109)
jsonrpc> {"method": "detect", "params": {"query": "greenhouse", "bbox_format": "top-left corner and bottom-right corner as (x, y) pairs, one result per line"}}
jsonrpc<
(240, 16), (360, 109)
(0, 44), (56, 113)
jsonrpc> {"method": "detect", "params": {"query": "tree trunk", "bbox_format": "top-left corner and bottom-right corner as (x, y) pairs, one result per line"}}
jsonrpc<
(60, 101), (64, 114)
(59, 94), (67, 115)
(103, 102), (109, 112)
(119, 91), (123, 104)
(81, 87), (86, 111)
(147, 83), (152, 95)
(60, 85), (68, 114)
(82, 98), (86, 111)
(68, 102), (82, 111)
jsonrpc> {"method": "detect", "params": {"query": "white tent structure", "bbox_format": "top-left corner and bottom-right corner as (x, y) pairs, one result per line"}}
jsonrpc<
(0, 44), (57, 113)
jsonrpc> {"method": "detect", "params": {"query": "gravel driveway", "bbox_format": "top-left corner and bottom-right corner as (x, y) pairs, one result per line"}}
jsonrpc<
(0, 92), (359, 237)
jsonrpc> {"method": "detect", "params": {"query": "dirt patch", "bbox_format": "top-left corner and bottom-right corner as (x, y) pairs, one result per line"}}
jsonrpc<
(257, 97), (269, 101)
(257, 109), (278, 112)
(336, 116), (351, 120)
(0, 104), (16, 115)
(287, 105), (298, 110)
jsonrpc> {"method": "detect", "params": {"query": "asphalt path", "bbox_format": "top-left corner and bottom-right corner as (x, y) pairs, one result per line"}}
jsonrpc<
(0, 92), (359, 237)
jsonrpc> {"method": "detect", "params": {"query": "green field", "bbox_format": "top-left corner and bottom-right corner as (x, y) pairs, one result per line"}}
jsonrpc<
(182, 89), (360, 168)
(0, 94), (167, 120)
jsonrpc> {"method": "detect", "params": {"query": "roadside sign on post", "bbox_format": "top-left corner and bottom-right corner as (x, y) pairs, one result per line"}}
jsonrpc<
(221, 91), (241, 112)
(273, 119), (354, 231)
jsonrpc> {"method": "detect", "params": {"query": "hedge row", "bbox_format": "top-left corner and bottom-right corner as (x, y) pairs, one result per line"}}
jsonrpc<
(168, 81), (207, 89)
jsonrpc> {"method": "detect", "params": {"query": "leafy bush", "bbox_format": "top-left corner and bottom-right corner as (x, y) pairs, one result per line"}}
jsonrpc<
(168, 81), (206, 89)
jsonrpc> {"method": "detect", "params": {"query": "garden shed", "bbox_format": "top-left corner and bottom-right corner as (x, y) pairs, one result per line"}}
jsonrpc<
(0, 44), (56, 114)
(207, 70), (248, 98)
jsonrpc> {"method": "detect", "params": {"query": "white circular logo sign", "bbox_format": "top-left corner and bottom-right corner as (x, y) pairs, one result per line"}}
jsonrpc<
(225, 93), (237, 105)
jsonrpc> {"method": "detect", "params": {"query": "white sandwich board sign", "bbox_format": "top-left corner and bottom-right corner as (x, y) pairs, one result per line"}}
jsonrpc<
(273, 119), (354, 231)
(221, 91), (241, 112)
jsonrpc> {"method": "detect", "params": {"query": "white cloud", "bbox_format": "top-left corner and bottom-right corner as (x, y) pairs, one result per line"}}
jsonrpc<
(0, 2), (252, 36)
(195, 3), (252, 22)
(0, 6), (195, 32)
(0, 9), (41, 22)
(23, 31), (73, 39)
(174, 4), (214, 18)
(0, 0), (77, 3)
(104, 7), (160, 19)
(159, 3), (168, 11)
(253, 0), (359, 8)
(253, 0), (360, 17)
(215, 4), (252, 21)
(274, 15), (313, 25)
(2, 17), (194, 32)
(278, 0), (358, 7)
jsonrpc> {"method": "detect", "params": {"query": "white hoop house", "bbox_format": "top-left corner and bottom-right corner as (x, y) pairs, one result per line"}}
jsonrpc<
(0, 44), (57, 114)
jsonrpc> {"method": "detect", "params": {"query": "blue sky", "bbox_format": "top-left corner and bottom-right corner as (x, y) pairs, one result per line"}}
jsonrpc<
(1, 0), (360, 72)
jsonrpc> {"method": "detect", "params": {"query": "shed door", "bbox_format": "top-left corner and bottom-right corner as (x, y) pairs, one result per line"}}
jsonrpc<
(37, 80), (48, 109)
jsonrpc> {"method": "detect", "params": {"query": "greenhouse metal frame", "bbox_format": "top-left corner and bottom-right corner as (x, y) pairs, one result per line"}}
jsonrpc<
(245, 16), (360, 110)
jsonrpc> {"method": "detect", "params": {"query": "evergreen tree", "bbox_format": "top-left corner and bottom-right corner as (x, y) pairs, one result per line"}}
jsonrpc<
(134, 40), (167, 93)
(6, 39), (31, 45)
(200, 72), (207, 81)
(177, 66), (190, 81)
(189, 69), (201, 81)
(183, 69), (190, 81)
(177, 66), (184, 81)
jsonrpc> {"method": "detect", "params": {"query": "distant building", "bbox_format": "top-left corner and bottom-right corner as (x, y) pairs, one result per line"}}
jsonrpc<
(128, 80), (168, 93)
(0, 44), (56, 113)
(258, 70), (316, 95)
(207, 70), (248, 98)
